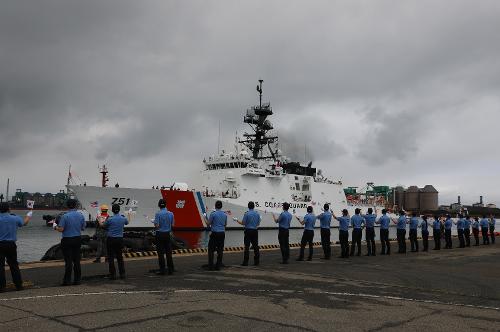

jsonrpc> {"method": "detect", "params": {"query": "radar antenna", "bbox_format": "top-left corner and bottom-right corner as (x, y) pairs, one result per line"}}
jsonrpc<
(239, 80), (278, 160)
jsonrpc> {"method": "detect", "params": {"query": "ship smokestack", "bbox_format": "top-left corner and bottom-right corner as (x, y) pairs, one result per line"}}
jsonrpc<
(480, 196), (483, 204)
(458, 195), (461, 205)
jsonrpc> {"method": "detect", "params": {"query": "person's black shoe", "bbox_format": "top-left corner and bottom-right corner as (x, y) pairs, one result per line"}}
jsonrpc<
(108, 275), (116, 280)
(280, 261), (288, 264)
(61, 282), (71, 286)
(296, 258), (304, 261)
(167, 270), (173, 275)
(253, 262), (259, 266)
(15, 286), (24, 291)
(364, 253), (371, 256)
(356, 253), (361, 256)
(380, 252), (385, 255)
(73, 280), (81, 285)
(0, 288), (5, 293)
(119, 274), (126, 279)
(156, 271), (166, 276)
(215, 266), (221, 271)
(93, 258), (101, 263)
(371, 253), (376, 256)
(240, 262), (248, 266)
(306, 257), (312, 261)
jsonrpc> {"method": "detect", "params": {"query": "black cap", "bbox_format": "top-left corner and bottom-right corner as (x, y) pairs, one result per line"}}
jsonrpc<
(158, 199), (166, 208)
(0, 202), (9, 213)
(112, 204), (120, 214)
(215, 200), (223, 209)
(67, 199), (78, 209)
(283, 202), (290, 210)
(307, 206), (313, 213)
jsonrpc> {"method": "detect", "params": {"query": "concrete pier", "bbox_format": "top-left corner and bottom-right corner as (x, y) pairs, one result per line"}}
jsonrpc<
(1, 242), (499, 331)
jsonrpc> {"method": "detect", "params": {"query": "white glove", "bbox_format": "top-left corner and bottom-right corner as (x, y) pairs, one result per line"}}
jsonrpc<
(150, 218), (155, 224)
(52, 222), (58, 230)
(203, 212), (207, 218)
(128, 208), (133, 213)
(26, 211), (33, 217)
(232, 217), (238, 222)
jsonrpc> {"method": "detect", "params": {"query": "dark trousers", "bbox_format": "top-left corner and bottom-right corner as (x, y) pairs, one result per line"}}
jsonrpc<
(445, 229), (452, 248)
(365, 227), (376, 256)
(433, 229), (441, 250)
(409, 229), (419, 252)
(320, 228), (331, 259)
(481, 227), (489, 244)
(422, 231), (429, 251)
(473, 228), (480, 245)
(396, 229), (406, 253)
(380, 229), (390, 255)
(489, 226), (495, 244)
(278, 228), (290, 262)
(243, 229), (259, 265)
(208, 232), (225, 269)
(61, 236), (82, 284)
(107, 237), (125, 277)
(464, 229), (471, 247)
(350, 228), (362, 256)
(298, 230), (314, 260)
(339, 230), (349, 258)
(0, 241), (22, 289)
(156, 232), (174, 273)
(457, 229), (465, 248)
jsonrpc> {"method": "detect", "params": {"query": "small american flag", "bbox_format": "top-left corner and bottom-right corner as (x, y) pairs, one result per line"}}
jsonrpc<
(90, 201), (99, 208)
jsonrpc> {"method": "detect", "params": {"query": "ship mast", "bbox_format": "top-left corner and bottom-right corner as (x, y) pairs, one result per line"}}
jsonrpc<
(239, 80), (278, 160)
(99, 165), (109, 188)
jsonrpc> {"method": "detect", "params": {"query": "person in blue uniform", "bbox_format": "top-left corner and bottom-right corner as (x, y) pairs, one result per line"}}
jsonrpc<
(234, 201), (261, 266)
(375, 209), (391, 255)
(54, 199), (86, 286)
(409, 212), (419, 252)
(464, 216), (471, 247)
(489, 215), (496, 244)
(350, 208), (365, 256)
(420, 215), (429, 251)
(454, 214), (465, 248)
(362, 208), (377, 256)
(101, 204), (129, 279)
(316, 204), (332, 259)
(0, 202), (32, 292)
(480, 215), (490, 245)
(295, 206), (316, 261)
(154, 199), (175, 275)
(472, 217), (480, 246)
(432, 215), (442, 250)
(272, 202), (292, 264)
(444, 215), (453, 249)
(333, 209), (350, 258)
(393, 211), (407, 254)
(204, 201), (227, 270)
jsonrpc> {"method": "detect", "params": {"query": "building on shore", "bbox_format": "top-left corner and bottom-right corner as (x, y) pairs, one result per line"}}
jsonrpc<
(389, 185), (439, 212)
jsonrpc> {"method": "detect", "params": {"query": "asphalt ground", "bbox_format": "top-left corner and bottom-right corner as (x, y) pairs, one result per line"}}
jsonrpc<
(1, 239), (499, 331)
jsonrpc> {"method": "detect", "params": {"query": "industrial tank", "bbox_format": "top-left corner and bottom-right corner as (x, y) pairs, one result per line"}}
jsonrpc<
(419, 185), (438, 211)
(405, 186), (420, 211)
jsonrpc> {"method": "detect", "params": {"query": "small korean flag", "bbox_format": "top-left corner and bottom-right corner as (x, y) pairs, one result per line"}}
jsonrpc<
(26, 200), (35, 209)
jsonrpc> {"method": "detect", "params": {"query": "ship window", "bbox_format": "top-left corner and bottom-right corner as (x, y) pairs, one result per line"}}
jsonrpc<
(302, 184), (309, 191)
(295, 183), (300, 191)
(295, 176), (299, 180)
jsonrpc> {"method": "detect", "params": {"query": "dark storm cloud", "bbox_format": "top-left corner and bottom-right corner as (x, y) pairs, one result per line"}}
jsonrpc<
(1, 1), (500, 203)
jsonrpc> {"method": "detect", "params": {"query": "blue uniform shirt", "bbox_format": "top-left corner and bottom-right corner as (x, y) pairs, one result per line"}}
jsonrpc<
(480, 218), (489, 228)
(154, 208), (175, 232)
(409, 217), (419, 230)
(377, 214), (391, 230)
(433, 219), (441, 230)
(421, 220), (429, 233)
(242, 209), (261, 230)
(456, 218), (465, 230)
(0, 213), (24, 242)
(303, 213), (316, 231)
(317, 211), (332, 229)
(351, 214), (365, 229)
(58, 210), (85, 238)
(363, 213), (377, 228)
(104, 214), (129, 237)
(472, 220), (480, 229)
(277, 211), (292, 229)
(444, 218), (453, 230)
(336, 216), (350, 231)
(464, 219), (471, 229)
(209, 210), (227, 233)
(397, 216), (407, 230)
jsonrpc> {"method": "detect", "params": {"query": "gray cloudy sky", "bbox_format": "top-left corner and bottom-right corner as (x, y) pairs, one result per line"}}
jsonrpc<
(1, 0), (500, 205)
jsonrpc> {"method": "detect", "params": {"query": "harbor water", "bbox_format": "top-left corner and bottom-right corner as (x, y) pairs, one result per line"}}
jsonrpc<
(14, 210), (497, 262)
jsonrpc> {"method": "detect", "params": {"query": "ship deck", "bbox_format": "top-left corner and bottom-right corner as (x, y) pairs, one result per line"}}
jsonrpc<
(1, 240), (499, 331)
